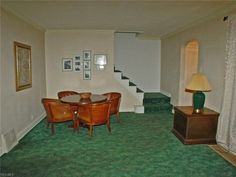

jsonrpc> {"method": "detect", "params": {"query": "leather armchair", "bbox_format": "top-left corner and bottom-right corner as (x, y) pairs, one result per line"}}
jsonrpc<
(77, 101), (111, 137)
(103, 92), (121, 122)
(42, 98), (75, 135)
(57, 90), (79, 99)
(57, 90), (79, 114)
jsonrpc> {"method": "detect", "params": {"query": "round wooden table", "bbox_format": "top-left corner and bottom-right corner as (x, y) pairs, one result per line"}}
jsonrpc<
(60, 94), (107, 105)
(60, 94), (107, 129)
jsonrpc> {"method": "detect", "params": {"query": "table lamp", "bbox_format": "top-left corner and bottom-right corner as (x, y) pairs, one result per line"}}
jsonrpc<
(185, 73), (211, 113)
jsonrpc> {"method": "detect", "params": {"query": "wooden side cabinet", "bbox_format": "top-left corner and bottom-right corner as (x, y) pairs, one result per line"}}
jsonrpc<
(172, 106), (219, 145)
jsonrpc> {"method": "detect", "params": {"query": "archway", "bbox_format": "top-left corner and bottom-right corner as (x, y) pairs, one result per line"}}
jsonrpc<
(179, 40), (199, 106)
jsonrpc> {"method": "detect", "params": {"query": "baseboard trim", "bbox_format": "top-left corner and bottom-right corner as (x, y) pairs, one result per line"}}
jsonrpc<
(0, 142), (18, 157)
(120, 108), (134, 112)
(0, 112), (46, 157)
(0, 147), (3, 157)
(209, 144), (236, 167)
(134, 105), (144, 113)
(17, 112), (46, 140)
(160, 90), (171, 98)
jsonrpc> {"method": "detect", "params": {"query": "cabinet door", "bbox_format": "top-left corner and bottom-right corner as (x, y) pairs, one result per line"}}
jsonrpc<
(187, 116), (218, 139)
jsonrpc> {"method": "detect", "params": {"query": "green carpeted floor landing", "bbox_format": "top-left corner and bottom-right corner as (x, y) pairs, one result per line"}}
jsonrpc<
(1, 112), (236, 177)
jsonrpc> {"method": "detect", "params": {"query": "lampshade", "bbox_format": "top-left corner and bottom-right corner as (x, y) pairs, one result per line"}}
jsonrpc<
(186, 73), (211, 92)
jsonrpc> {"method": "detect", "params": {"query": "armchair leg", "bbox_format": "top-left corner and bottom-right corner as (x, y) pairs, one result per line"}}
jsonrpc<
(76, 121), (80, 133)
(116, 112), (121, 123)
(73, 119), (78, 131)
(107, 123), (111, 133)
(51, 123), (55, 135)
(89, 125), (93, 137)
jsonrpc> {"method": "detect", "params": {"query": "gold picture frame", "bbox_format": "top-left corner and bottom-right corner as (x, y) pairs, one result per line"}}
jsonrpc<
(14, 41), (32, 91)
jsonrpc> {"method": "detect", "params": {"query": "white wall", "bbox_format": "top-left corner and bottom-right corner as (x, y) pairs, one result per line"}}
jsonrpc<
(0, 9), (46, 153)
(0, 7), (2, 155)
(114, 33), (161, 92)
(45, 30), (140, 112)
(161, 16), (231, 112)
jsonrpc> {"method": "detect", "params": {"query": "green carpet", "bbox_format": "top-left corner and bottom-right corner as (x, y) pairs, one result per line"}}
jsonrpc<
(1, 112), (236, 177)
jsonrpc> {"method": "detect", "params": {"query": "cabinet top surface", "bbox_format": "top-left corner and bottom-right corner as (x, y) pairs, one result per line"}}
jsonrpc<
(174, 106), (219, 116)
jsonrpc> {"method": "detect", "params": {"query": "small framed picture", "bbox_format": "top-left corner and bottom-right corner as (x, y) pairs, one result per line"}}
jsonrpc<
(94, 54), (107, 65)
(74, 55), (82, 72)
(62, 58), (73, 72)
(83, 61), (91, 70)
(83, 50), (91, 61)
(83, 70), (91, 80)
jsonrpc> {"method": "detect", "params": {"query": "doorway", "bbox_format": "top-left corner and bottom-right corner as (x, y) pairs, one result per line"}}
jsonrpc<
(179, 40), (199, 106)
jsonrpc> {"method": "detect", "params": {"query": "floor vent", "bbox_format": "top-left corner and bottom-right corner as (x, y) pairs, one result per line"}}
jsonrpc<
(1, 129), (18, 153)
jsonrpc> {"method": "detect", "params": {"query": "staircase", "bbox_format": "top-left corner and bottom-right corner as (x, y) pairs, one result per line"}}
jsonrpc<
(114, 67), (144, 112)
(143, 92), (173, 113)
(114, 67), (172, 114)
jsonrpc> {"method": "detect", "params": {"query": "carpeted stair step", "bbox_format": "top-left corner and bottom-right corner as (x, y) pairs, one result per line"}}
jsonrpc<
(144, 103), (173, 113)
(143, 93), (170, 104)
(143, 92), (172, 113)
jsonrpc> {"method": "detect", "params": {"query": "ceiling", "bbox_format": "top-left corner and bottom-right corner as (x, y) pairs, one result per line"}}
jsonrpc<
(1, 1), (236, 38)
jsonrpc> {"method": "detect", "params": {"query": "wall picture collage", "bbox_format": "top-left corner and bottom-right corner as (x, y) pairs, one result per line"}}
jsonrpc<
(62, 50), (92, 80)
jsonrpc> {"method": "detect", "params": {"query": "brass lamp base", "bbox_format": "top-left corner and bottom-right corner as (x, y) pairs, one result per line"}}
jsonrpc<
(193, 108), (203, 114)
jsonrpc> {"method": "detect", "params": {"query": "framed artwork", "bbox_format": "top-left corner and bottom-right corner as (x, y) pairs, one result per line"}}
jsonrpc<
(83, 70), (91, 80)
(62, 58), (73, 72)
(94, 54), (107, 70)
(14, 41), (32, 91)
(74, 55), (82, 72)
(83, 50), (91, 61)
(94, 54), (107, 65)
(83, 61), (91, 70)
